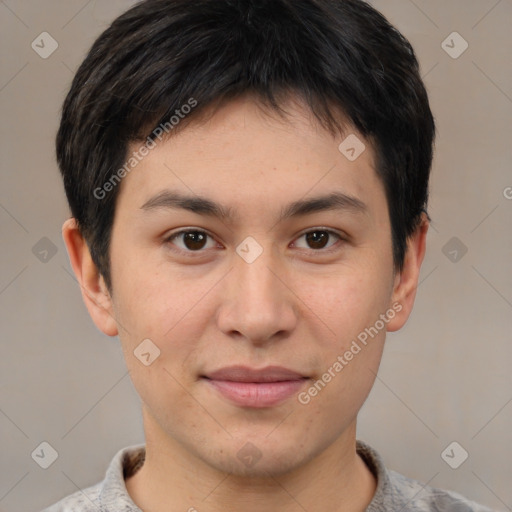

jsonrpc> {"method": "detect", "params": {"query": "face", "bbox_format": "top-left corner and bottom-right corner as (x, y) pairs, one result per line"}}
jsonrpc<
(73, 95), (421, 477)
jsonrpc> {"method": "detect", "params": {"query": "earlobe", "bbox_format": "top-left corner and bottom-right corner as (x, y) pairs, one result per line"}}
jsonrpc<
(62, 218), (118, 337)
(386, 213), (429, 332)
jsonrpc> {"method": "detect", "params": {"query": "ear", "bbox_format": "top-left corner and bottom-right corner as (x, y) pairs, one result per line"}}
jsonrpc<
(62, 218), (118, 337)
(386, 213), (429, 332)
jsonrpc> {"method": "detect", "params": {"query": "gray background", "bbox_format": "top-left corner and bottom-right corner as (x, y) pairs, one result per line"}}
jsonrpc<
(1, 0), (511, 511)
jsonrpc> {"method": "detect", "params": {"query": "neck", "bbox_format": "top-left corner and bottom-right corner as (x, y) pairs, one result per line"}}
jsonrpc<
(126, 408), (376, 512)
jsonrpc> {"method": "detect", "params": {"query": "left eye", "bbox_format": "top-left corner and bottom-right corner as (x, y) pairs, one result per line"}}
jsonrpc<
(166, 230), (218, 252)
(293, 229), (342, 251)
(165, 229), (342, 253)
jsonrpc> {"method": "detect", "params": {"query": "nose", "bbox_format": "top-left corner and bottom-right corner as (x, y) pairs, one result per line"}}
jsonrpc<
(215, 246), (298, 345)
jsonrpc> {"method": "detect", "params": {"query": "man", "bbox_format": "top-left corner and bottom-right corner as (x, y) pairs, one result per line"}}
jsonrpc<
(45, 0), (495, 510)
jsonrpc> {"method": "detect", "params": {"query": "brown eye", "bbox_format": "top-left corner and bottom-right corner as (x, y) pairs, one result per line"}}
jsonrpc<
(305, 231), (329, 249)
(293, 229), (342, 252)
(166, 230), (216, 252)
(181, 231), (208, 250)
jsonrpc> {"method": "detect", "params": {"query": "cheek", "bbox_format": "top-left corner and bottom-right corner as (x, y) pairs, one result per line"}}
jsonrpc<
(111, 253), (212, 341)
(298, 263), (390, 399)
(303, 266), (391, 341)
(129, 363), (199, 432)
(115, 279), (205, 415)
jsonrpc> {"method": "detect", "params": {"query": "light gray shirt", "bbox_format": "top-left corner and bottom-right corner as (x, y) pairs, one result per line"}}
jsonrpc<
(42, 440), (497, 511)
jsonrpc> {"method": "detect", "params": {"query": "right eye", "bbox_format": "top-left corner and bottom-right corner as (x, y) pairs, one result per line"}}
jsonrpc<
(164, 229), (220, 255)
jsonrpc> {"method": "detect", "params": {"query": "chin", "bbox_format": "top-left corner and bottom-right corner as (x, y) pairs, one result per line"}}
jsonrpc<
(199, 438), (314, 479)
(214, 454), (306, 479)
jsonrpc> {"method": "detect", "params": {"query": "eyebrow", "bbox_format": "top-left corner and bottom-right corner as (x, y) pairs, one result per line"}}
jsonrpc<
(140, 189), (368, 223)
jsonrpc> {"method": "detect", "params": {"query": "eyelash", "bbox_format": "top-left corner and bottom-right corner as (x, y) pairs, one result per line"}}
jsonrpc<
(163, 228), (345, 257)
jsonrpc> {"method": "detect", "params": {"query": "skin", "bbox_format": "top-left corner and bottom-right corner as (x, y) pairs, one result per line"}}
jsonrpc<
(63, 94), (428, 512)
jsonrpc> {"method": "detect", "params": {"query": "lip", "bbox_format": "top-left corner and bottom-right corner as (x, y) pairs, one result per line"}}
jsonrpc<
(201, 365), (309, 408)
(204, 365), (306, 382)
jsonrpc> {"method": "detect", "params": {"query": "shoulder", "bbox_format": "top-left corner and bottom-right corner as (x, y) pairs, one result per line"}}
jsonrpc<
(39, 444), (145, 512)
(385, 468), (497, 512)
(40, 482), (102, 511)
(356, 440), (497, 512)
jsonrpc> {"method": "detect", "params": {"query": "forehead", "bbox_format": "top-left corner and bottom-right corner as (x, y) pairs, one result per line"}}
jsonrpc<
(115, 95), (385, 222)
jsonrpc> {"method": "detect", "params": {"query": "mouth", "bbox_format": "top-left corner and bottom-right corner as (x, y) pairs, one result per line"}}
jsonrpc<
(201, 365), (310, 408)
